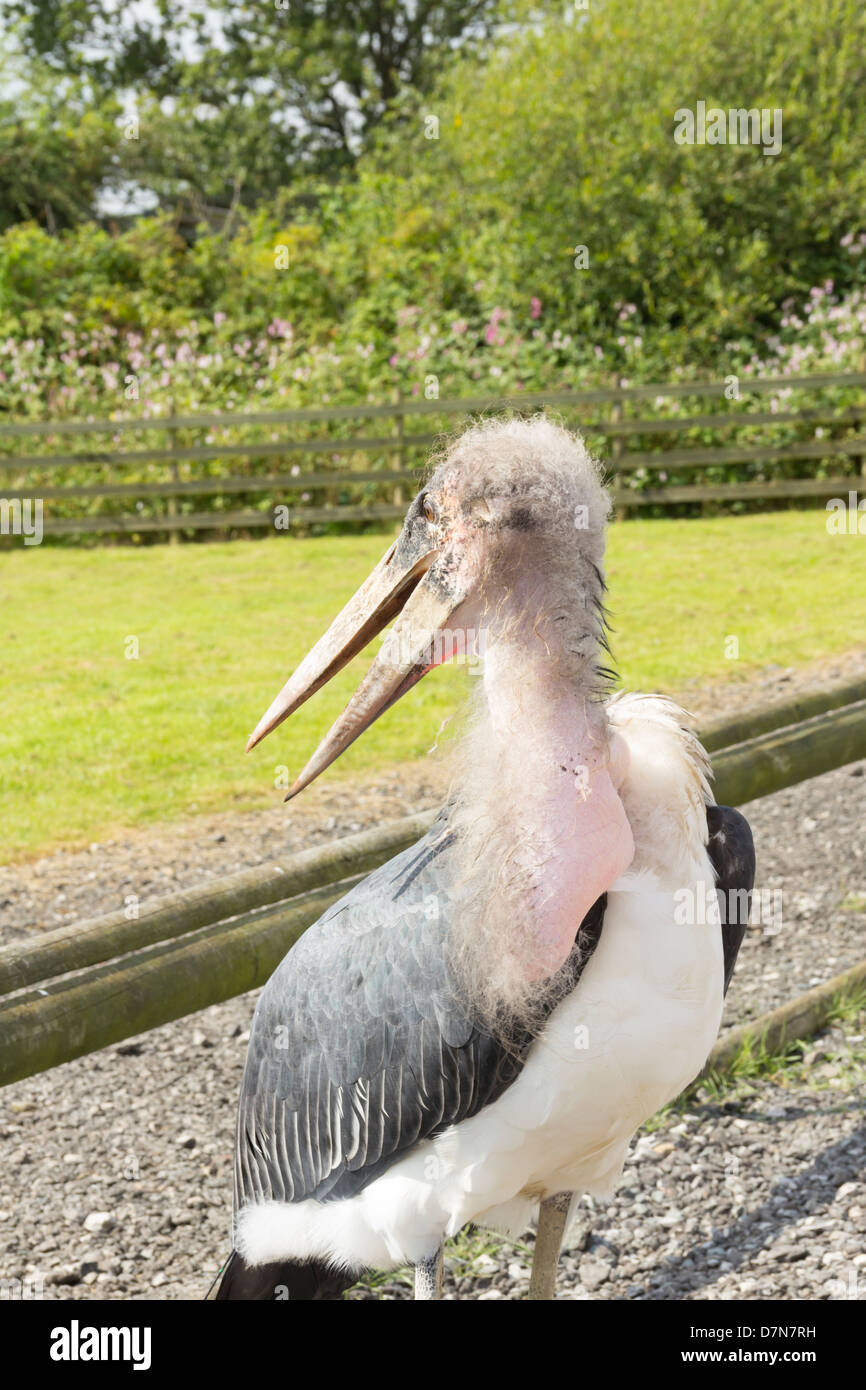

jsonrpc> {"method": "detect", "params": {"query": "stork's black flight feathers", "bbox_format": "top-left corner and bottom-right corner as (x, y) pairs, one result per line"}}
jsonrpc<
(707, 804), (755, 993)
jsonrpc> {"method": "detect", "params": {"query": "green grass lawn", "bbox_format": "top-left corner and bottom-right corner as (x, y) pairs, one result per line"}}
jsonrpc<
(2, 510), (863, 861)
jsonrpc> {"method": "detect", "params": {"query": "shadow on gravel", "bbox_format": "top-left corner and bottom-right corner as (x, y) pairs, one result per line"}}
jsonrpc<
(649, 1110), (866, 1297)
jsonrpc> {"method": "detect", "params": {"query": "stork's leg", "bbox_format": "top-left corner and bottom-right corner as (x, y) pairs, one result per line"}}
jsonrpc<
(527, 1190), (573, 1300)
(414, 1247), (443, 1300)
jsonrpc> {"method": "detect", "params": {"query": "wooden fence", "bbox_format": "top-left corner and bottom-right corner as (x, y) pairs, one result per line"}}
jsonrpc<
(1, 675), (864, 1086)
(1, 370), (865, 539)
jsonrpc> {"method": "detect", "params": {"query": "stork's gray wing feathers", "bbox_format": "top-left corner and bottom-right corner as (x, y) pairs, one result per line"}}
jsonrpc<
(234, 813), (605, 1216)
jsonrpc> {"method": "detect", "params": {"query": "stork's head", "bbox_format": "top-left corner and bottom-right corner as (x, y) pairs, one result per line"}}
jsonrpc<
(246, 417), (612, 797)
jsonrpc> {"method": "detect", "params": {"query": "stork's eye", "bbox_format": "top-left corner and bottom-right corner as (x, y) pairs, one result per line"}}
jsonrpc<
(422, 495), (439, 525)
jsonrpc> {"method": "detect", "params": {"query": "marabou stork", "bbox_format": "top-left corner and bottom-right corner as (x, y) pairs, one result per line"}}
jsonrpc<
(213, 418), (754, 1301)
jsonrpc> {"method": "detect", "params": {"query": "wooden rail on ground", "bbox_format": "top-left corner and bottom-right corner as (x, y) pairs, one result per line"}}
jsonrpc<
(1, 370), (864, 537)
(1, 677), (864, 1086)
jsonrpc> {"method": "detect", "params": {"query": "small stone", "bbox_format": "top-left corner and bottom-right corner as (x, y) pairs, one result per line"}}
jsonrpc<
(83, 1211), (115, 1234)
(772, 1244), (808, 1262)
(579, 1255), (611, 1290)
(176, 1133), (197, 1150)
(657, 1208), (684, 1227)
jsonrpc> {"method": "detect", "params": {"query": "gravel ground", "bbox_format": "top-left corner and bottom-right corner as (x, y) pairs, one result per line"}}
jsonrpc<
(0, 655), (864, 1301)
(1, 1009), (863, 1302)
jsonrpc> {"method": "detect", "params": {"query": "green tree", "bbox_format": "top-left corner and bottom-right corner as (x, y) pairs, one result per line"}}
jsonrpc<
(2, 0), (515, 206)
(340, 0), (866, 354)
(0, 60), (120, 231)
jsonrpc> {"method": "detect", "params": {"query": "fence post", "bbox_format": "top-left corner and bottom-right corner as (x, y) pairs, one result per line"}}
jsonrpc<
(392, 388), (406, 508)
(610, 375), (625, 520)
(166, 395), (180, 545)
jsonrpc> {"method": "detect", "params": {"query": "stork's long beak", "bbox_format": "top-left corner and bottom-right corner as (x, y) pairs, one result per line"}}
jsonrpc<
(246, 513), (472, 799)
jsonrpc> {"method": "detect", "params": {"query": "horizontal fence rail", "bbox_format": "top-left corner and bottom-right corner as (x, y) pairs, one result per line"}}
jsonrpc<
(1, 370), (864, 538)
(698, 675), (866, 752)
(0, 881), (365, 1085)
(1, 678), (864, 1086)
(701, 958), (866, 1081)
(0, 813), (433, 997)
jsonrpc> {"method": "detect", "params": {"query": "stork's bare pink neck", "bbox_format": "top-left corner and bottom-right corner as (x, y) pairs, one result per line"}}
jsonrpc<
(481, 622), (634, 982)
